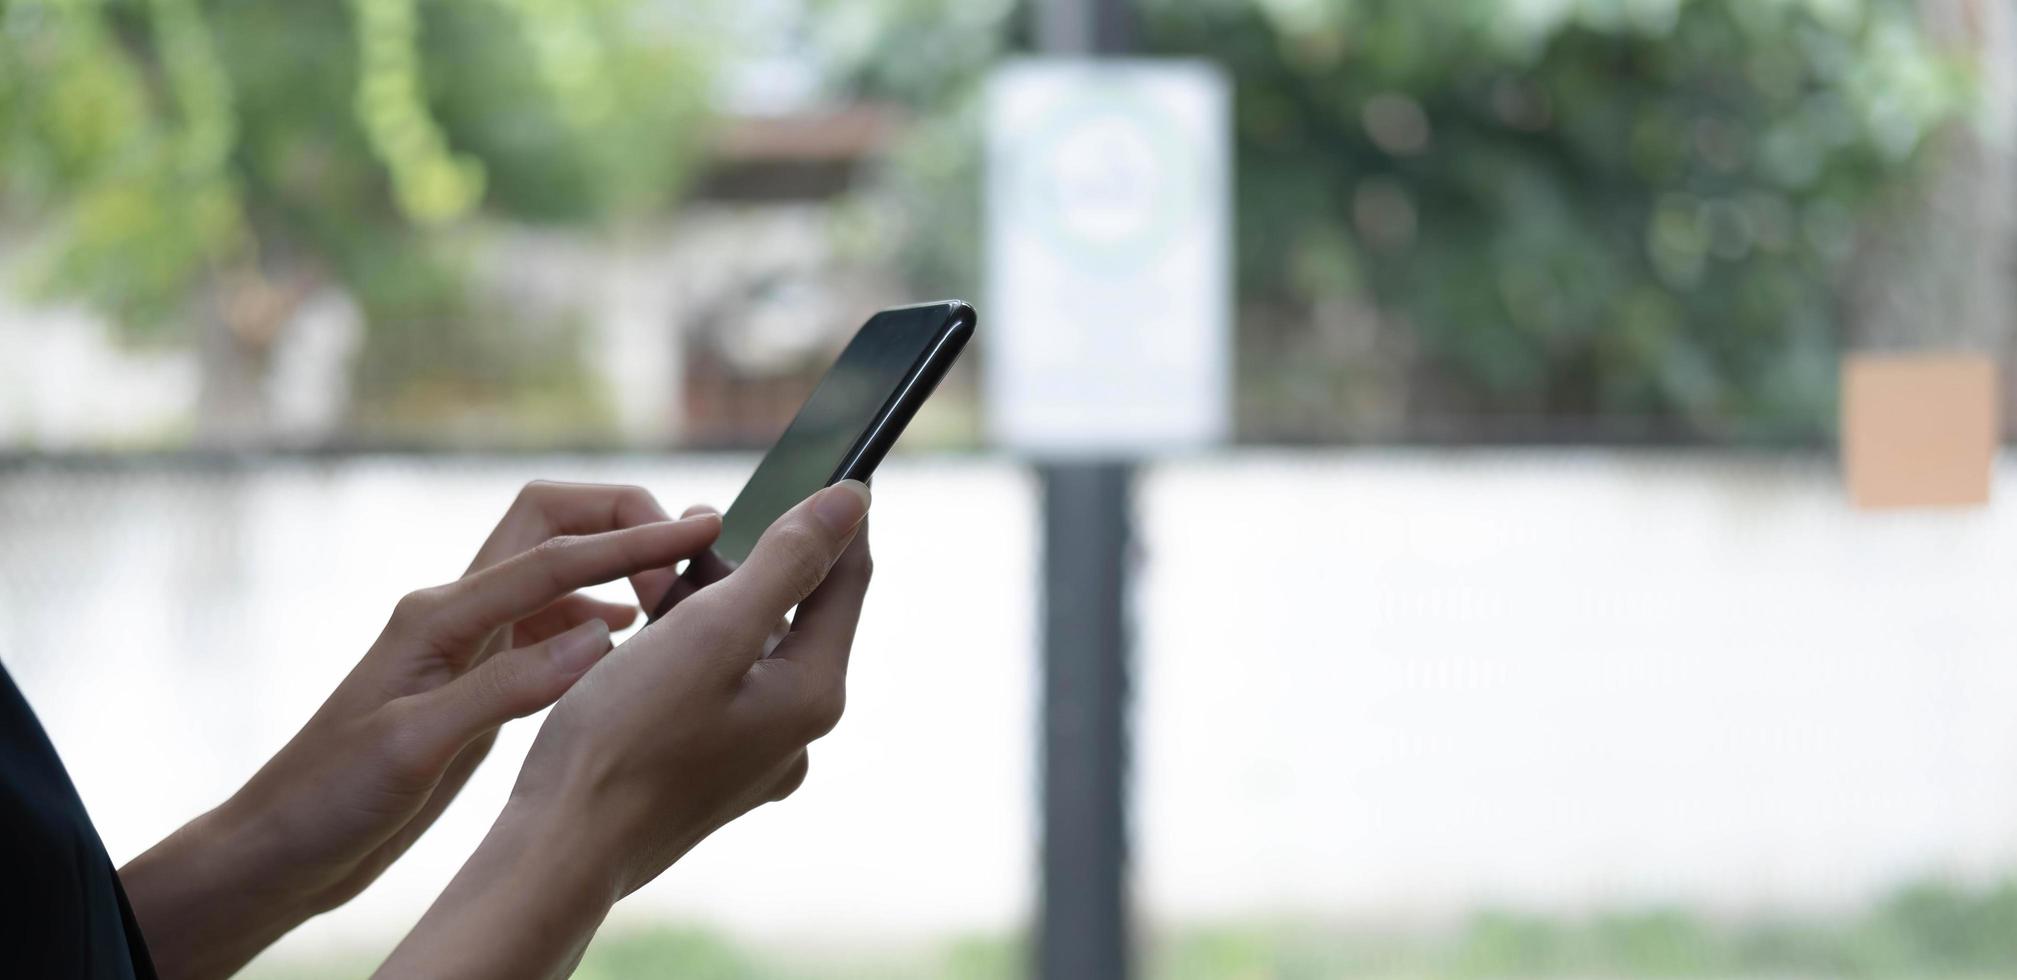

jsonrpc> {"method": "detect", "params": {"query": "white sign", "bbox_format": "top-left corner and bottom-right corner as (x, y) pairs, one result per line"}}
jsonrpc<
(984, 60), (1231, 455)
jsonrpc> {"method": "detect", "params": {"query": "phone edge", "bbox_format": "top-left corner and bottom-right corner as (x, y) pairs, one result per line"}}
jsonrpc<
(830, 300), (976, 484)
(651, 301), (975, 623)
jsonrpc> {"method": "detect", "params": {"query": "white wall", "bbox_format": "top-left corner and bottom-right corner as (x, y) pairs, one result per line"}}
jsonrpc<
(4, 451), (2017, 964)
(1140, 452), (2017, 922)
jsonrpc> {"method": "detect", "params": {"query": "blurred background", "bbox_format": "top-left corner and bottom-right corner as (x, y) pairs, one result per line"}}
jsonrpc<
(3, 0), (2016, 976)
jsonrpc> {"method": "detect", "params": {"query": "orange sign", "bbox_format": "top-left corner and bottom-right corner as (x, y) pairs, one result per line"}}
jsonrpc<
(1840, 353), (1999, 509)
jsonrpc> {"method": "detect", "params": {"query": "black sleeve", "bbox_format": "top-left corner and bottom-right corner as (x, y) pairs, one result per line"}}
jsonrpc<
(0, 664), (158, 980)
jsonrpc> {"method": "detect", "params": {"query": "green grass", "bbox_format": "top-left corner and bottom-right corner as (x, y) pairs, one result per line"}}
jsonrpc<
(242, 876), (2017, 978)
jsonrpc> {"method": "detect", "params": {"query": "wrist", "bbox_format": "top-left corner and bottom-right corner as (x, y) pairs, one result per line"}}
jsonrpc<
(121, 799), (317, 980)
(198, 782), (333, 914)
(378, 798), (624, 980)
(488, 794), (630, 909)
(507, 749), (688, 900)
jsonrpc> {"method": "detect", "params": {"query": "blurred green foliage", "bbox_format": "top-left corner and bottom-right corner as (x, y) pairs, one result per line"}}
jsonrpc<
(833, 0), (1975, 441)
(239, 876), (2017, 978)
(1155, 0), (1972, 441)
(0, 0), (710, 435)
(1147, 880), (2017, 978)
(0, 0), (1984, 444)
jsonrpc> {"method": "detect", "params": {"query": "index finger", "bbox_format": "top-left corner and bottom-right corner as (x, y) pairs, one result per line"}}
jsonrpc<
(469, 481), (681, 608)
(436, 514), (721, 645)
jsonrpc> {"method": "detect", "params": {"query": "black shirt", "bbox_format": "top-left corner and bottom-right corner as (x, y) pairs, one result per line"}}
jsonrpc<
(0, 663), (158, 978)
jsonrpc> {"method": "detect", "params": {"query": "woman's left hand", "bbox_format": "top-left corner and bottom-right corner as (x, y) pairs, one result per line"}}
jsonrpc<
(120, 482), (719, 980)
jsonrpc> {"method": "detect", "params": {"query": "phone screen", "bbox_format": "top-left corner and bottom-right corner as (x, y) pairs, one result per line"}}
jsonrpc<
(710, 305), (955, 565)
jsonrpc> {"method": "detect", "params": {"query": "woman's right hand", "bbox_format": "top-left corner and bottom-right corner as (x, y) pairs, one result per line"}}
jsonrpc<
(379, 481), (874, 979)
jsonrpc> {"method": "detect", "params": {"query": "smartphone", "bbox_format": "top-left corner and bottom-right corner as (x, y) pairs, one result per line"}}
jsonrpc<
(651, 300), (976, 620)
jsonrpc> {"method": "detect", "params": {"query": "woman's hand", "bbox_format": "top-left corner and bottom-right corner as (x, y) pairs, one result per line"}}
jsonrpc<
(378, 481), (873, 980)
(121, 482), (719, 980)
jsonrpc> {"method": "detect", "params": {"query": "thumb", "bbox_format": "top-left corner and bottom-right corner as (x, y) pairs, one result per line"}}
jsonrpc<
(411, 619), (613, 754)
(708, 481), (871, 642)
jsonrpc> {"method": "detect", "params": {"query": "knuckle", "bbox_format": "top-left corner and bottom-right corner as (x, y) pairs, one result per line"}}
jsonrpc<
(768, 523), (831, 599)
(613, 524), (660, 566)
(508, 480), (559, 521)
(772, 752), (810, 801)
(798, 678), (846, 739)
(615, 484), (656, 511)
(477, 659), (546, 721)
(668, 592), (741, 651)
(528, 535), (582, 586)
(372, 701), (440, 783)
(770, 520), (825, 561)
(531, 533), (582, 558)
(471, 659), (520, 713)
(390, 586), (447, 629)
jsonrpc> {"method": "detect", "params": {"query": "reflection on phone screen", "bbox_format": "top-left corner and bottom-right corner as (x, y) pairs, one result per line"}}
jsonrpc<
(710, 306), (950, 565)
(651, 305), (955, 620)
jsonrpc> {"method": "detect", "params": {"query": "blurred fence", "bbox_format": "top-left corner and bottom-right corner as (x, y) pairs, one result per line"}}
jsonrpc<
(4, 450), (2017, 972)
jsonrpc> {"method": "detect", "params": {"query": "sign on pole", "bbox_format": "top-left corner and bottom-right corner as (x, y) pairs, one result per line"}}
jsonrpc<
(985, 60), (1232, 455)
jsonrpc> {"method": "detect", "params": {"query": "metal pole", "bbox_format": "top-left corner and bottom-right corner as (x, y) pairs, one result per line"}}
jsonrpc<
(1036, 0), (1137, 54)
(1038, 460), (1133, 980)
(1034, 0), (1093, 55)
(1035, 3), (1138, 978)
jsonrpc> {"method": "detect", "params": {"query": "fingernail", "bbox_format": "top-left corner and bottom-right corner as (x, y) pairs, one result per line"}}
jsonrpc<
(813, 480), (871, 533)
(550, 619), (612, 673)
(680, 510), (721, 524)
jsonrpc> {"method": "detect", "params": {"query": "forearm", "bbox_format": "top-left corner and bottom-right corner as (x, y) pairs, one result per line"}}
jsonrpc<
(120, 798), (319, 980)
(376, 800), (621, 980)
